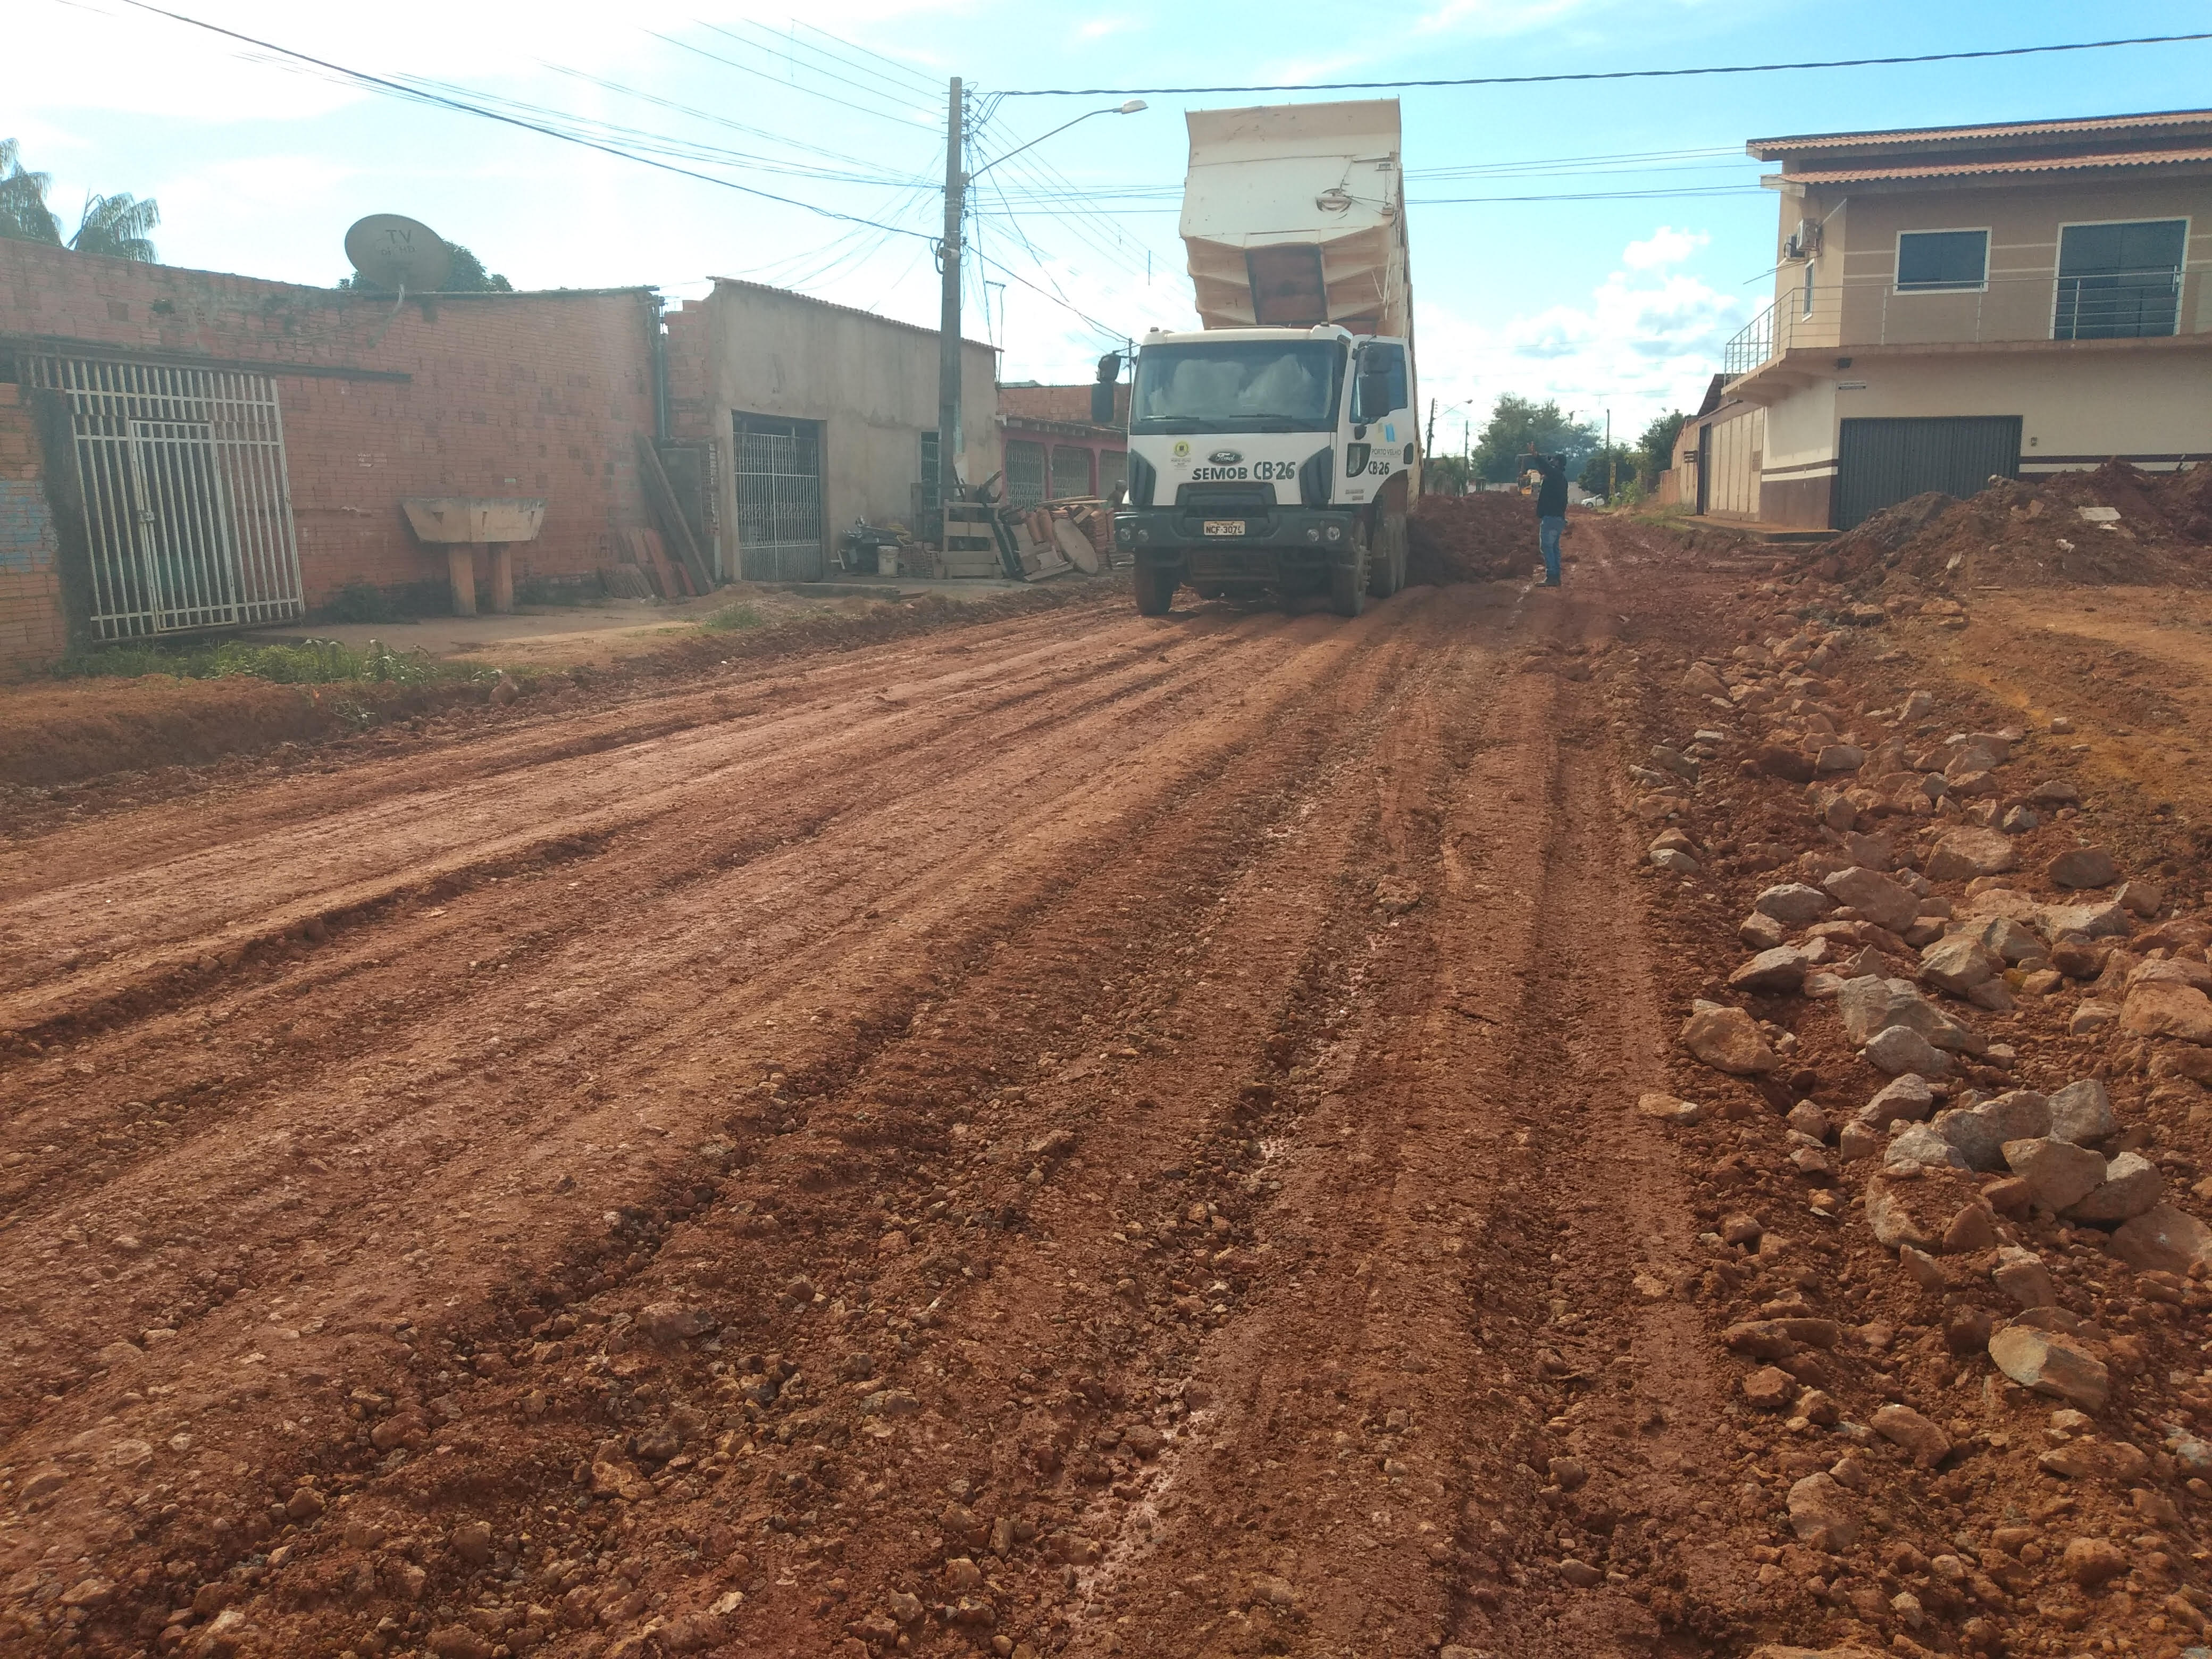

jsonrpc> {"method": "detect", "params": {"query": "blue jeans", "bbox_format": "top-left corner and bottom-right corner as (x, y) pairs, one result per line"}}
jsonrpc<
(1538, 515), (1564, 583)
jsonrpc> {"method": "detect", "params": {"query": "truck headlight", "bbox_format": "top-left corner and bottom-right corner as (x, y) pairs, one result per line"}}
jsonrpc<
(1116, 522), (1132, 544)
(1305, 527), (1320, 542)
(1325, 522), (1342, 543)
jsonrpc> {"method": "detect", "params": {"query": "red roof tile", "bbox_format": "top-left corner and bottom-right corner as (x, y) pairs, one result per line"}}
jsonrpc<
(1763, 147), (2212, 187)
(1750, 108), (2212, 156)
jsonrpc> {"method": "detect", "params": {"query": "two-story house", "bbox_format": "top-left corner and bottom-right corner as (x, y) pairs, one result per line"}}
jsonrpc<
(1691, 108), (2212, 530)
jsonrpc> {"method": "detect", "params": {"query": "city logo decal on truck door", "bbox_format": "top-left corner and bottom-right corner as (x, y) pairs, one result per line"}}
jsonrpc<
(1170, 440), (1193, 461)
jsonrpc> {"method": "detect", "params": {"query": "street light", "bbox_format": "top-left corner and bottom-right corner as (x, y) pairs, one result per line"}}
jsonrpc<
(970, 100), (1147, 182)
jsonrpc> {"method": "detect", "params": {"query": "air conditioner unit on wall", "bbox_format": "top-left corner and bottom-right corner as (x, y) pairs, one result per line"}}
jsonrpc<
(1783, 219), (1823, 263)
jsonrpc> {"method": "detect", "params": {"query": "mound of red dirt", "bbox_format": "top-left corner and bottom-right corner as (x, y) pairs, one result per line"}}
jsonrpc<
(1826, 460), (2212, 593)
(1407, 492), (1538, 583)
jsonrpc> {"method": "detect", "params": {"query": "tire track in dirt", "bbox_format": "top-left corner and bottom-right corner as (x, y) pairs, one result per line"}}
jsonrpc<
(0, 584), (1469, 1654)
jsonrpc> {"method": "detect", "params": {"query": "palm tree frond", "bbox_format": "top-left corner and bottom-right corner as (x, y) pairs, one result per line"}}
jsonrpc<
(0, 137), (63, 245)
(70, 191), (161, 263)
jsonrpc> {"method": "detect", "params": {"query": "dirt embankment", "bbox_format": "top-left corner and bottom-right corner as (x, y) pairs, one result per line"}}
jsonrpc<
(1407, 491), (1539, 583)
(1823, 461), (2212, 594)
(0, 587), (1111, 801)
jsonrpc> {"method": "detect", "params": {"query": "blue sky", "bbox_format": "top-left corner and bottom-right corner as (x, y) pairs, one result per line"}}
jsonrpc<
(13, 0), (2212, 443)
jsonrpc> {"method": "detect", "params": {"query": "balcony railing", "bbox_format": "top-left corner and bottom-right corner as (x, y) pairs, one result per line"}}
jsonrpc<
(1723, 265), (2201, 379)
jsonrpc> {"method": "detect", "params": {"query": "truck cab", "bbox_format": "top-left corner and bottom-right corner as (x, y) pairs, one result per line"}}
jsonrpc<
(1117, 324), (1414, 615)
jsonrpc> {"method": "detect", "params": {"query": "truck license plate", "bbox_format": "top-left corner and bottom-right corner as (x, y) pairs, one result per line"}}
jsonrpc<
(1203, 519), (1245, 537)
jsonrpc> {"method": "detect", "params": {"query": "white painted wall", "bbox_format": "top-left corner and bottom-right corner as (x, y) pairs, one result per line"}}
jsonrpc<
(701, 281), (1002, 565)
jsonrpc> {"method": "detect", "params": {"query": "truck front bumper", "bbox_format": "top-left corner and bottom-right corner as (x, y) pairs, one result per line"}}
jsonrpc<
(1113, 506), (1358, 561)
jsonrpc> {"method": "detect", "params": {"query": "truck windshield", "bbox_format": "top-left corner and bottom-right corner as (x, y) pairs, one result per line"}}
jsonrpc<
(1130, 340), (1344, 434)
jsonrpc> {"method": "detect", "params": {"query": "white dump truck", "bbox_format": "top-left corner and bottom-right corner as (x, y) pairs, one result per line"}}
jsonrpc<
(1116, 98), (1417, 616)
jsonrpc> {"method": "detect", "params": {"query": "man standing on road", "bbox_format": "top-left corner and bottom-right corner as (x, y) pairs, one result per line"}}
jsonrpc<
(1522, 444), (1568, 587)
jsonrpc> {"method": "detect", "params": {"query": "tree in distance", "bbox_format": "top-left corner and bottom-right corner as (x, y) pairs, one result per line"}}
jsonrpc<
(1, 139), (161, 262)
(1636, 410), (1688, 489)
(1578, 445), (1636, 498)
(338, 242), (513, 292)
(1470, 394), (1602, 483)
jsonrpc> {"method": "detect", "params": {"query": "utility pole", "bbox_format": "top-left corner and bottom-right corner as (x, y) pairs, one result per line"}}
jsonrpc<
(1423, 398), (1437, 485)
(1606, 408), (1614, 502)
(937, 77), (965, 529)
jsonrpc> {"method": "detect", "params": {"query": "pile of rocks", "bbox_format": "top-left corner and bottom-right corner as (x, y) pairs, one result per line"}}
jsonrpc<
(1628, 591), (2212, 1650)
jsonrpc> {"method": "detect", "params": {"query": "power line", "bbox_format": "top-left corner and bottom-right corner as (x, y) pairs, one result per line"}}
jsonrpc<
(792, 19), (942, 94)
(992, 30), (2212, 95)
(99, 0), (940, 242)
(696, 19), (938, 109)
(648, 28), (935, 131)
(981, 185), (1771, 219)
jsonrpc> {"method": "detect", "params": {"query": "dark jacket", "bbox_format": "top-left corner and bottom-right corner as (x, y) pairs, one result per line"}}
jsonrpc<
(1528, 453), (1569, 518)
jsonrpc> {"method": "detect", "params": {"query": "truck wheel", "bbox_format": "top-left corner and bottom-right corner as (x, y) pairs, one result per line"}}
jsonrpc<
(1367, 514), (1405, 599)
(1134, 564), (1178, 616)
(1330, 539), (1369, 617)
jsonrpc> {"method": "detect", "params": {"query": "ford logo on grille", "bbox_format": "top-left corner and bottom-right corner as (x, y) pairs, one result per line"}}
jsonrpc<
(1208, 448), (1243, 464)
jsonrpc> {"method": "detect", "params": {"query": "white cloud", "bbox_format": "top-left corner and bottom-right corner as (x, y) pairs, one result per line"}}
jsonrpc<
(1412, 228), (1747, 439)
(1075, 16), (1137, 40)
(1622, 225), (1707, 269)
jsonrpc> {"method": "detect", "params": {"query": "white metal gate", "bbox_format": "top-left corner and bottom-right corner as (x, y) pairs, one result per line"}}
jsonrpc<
(30, 355), (304, 639)
(732, 412), (823, 582)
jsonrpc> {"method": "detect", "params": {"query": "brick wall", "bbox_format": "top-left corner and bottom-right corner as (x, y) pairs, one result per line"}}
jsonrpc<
(0, 386), (66, 676)
(0, 239), (661, 635)
(998, 382), (1129, 425)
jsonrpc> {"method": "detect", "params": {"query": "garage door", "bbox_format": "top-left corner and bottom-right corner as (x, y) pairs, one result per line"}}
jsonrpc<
(1834, 416), (2021, 531)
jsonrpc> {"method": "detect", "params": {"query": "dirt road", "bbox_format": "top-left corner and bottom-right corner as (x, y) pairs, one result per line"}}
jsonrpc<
(5, 515), (2207, 1659)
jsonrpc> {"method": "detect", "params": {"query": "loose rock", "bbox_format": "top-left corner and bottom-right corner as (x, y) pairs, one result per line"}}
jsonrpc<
(1786, 1472), (1861, 1549)
(1823, 868), (1921, 934)
(1925, 828), (2018, 882)
(2046, 1078), (2117, 1143)
(1919, 934), (1999, 996)
(1871, 1404), (1951, 1468)
(1991, 1245), (2058, 1310)
(2000, 1136), (2108, 1211)
(1679, 1000), (1780, 1075)
(1866, 1026), (1950, 1079)
(2122, 979), (2212, 1044)
(1755, 883), (1836, 926)
(2047, 846), (2118, 890)
(2112, 1203), (2212, 1275)
(1988, 1325), (2110, 1411)
(1857, 1074), (1936, 1129)
(2064, 1152), (2163, 1223)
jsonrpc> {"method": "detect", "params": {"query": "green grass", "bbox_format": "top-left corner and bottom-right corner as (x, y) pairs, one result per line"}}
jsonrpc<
(699, 602), (767, 633)
(56, 636), (488, 686)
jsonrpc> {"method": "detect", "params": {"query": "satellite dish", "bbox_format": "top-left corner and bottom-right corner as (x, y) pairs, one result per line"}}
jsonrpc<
(344, 213), (453, 293)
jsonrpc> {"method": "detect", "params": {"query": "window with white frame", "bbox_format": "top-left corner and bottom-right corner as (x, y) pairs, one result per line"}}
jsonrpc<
(2055, 219), (2187, 340)
(1802, 261), (1815, 317)
(1896, 229), (1989, 292)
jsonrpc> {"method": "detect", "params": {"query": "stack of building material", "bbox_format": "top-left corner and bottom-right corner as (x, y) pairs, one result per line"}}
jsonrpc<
(1009, 510), (1073, 580)
(599, 528), (697, 599)
(936, 502), (1003, 578)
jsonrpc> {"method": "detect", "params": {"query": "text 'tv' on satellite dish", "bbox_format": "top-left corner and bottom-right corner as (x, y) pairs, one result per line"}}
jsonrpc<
(345, 214), (453, 292)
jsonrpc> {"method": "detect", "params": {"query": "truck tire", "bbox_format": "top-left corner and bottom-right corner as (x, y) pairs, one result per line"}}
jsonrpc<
(1330, 538), (1369, 617)
(1367, 513), (1406, 599)
(1134, 563), (1179, 616)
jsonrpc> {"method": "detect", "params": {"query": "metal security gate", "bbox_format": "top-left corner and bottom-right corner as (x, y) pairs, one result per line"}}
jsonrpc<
(30, 354), (303, 639)
(1834, 415), (2022, 531)
(732, 413), (823, 581)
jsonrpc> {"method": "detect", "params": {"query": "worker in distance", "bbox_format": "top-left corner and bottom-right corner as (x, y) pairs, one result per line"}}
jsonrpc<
(1520, 443), (1569, 588)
